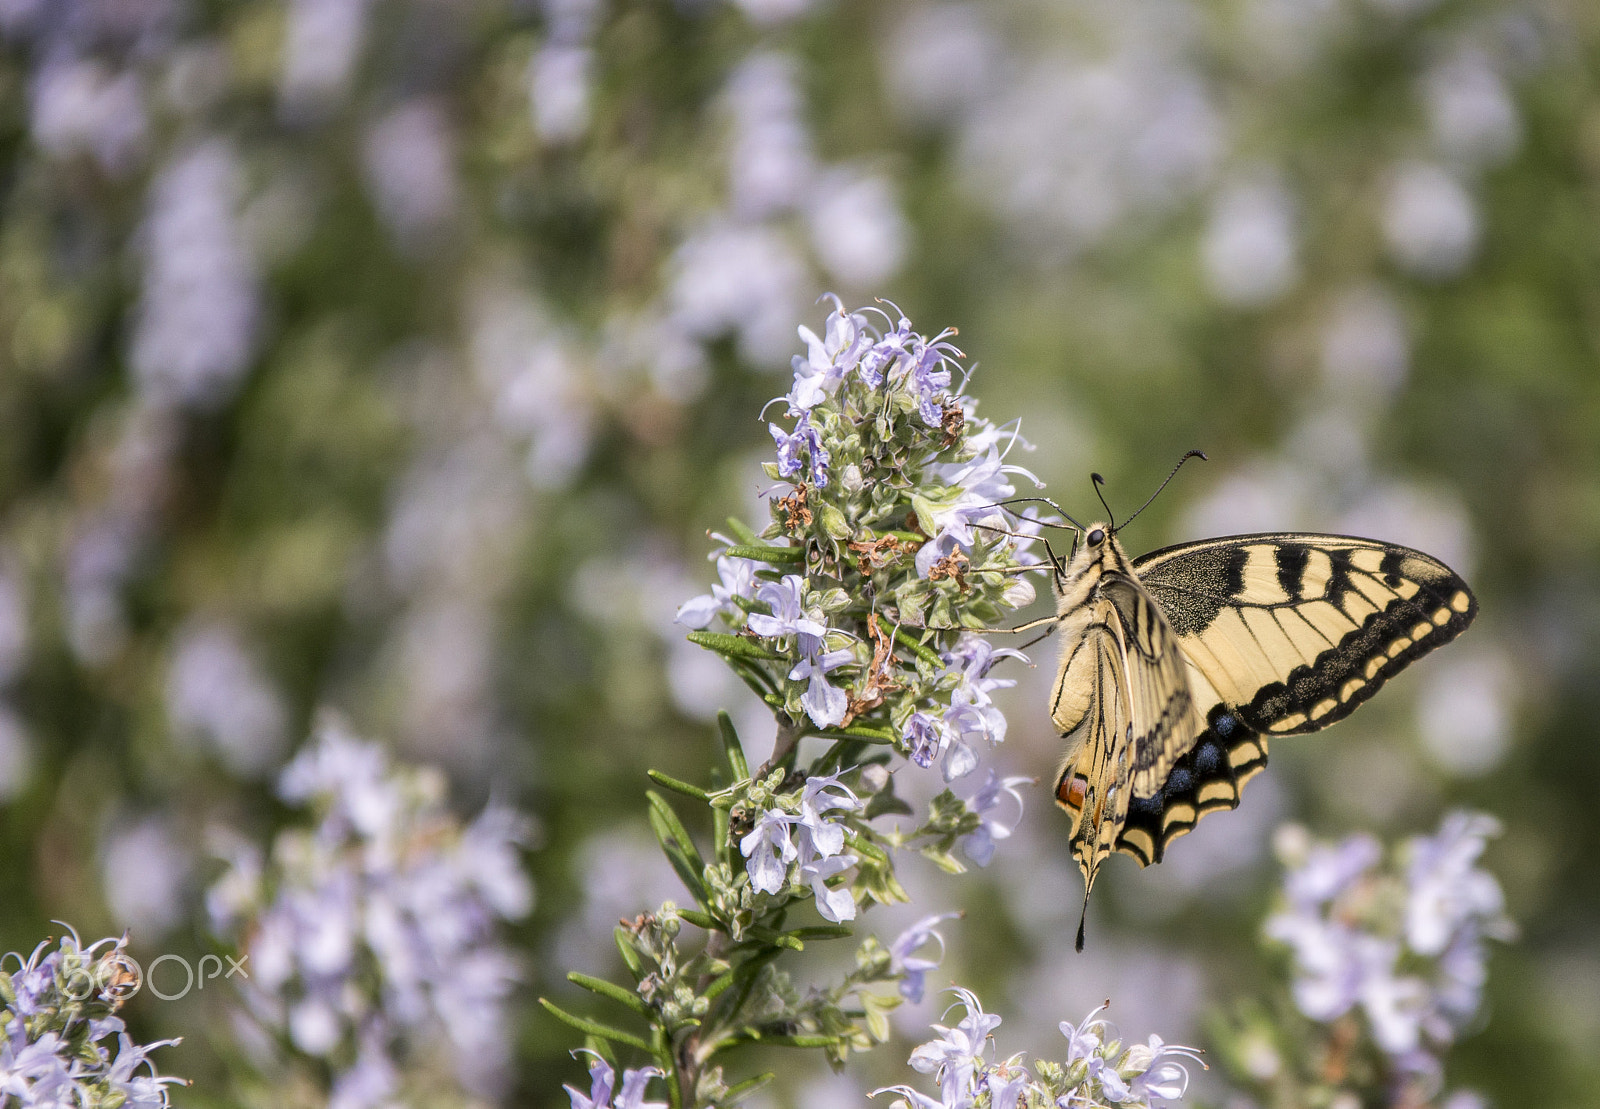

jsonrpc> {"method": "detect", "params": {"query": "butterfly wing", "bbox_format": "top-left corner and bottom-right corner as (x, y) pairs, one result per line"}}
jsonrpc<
(1097, 573), (1206, 801)
(1134, 533), (1477, 734)
(1111, 533), (1476, 867)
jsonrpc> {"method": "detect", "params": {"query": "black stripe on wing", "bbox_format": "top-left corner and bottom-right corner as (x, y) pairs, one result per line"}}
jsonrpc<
(1115, 707), (1269, 867)
(1239, 544), (1477, 735)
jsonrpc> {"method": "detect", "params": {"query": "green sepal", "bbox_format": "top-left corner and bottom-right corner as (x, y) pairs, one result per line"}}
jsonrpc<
(685, 631), (784, 662)
(538, 998), (654, 1053)
(723, 544), (804, 564)
(647, 769), (709, 801)
(567, 972), (648, 1016)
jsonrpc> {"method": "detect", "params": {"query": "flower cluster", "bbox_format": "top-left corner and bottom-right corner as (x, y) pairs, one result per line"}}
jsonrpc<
(208, 720), (533, 1109)
(873, 990), (1204, 1109)
(0, 930), (185, 1109)
(1266, 812), (1513, 1065)
(677, 297), (1042, 754)
(739, 770), (864, 921)
(1213, 811), (1513, 1107)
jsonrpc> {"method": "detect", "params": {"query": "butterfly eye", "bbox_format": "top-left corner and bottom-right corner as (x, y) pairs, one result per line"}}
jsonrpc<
(1087, 528), (1106, 546)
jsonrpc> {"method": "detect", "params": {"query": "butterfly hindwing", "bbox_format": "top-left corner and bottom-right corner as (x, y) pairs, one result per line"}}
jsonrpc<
(1116, 706), (1269, 866)
(1132, 534), (1477, 737)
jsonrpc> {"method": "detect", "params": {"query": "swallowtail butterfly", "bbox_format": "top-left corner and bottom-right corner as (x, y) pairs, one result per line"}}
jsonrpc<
(1035, 457), (1477, 948)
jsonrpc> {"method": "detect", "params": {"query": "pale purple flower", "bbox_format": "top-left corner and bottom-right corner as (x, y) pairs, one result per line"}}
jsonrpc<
(1283, 833), (1380, 909)
(212, 724), (531, 1098)
(798, 853), (858, 922)
(1058, 1003), (1113, 1065)
(786, 297), (868, 409)
(1124, 1034), (1208, 1104)
(940, 637), (1022, 759)
(1404, 811), (1510, 956)
(903, 712), (947, 770)
(790, 646), (854, 728)
(769, 414), (830, 487)
(889, 913), (959, 1003)
(960, 771), (1029, 867)
(740, 808), (799, 894)
(982, 1064), (1031, 1109)
(905, 988), (1000, 1109)
(869, 1084), (948, 1109)
(914, 447), (1040, 578)
(745, 575), (826, 651)
(907, 342), (954, 425)
(794, 771), (862, 862)
(674, 555), (759, 629)
(0, 933), (184, 1109)
(564, 1051), (666, 1109)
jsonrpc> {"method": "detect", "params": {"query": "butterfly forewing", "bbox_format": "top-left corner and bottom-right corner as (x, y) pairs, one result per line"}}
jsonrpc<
(1133, 534), (1477, 736)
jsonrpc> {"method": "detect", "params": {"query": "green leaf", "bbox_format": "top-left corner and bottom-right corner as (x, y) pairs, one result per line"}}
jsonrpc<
(647, 769), (709, 801)
(717, 711), (750, 780)
(686, 631), (784, 662)
(647, 792), (708, 905)
(791, 925), (853, 940)
(676, 907), (721, 930)
(538, 998), (653, 1053)
(722, 1072), (776, 1104)
(723, 544), (804, 564)
(725, 517), (760, 545)
(813, 723), (895, 743)
(892, 624), (943, 668)
(614, 927), (643, 978)
(567, 972), (649, 1016)
(756, 1033), (838, 1048)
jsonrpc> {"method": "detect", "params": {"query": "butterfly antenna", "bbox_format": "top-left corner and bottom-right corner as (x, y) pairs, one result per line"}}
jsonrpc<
(1116, 449), (1208, 534)
(1091, 473), (1115, 530)
(994, 497), (1088, 533)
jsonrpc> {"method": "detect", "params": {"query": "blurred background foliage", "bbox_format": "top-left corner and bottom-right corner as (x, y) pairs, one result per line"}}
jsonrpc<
(0, 0), (1597, 1104)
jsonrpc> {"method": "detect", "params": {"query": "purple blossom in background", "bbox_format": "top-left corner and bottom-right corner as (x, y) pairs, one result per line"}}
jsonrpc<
(674, 554), (759, 629)
(131, 141), (259, 410)
(1404, 811), (1511, 956)
(960, 770), (1029, 867)
(740, 808), (799, 894)
(889, 913), (959, 1003)
(1267, 813), (1512, 1063)
(209, 721), (532, 1106)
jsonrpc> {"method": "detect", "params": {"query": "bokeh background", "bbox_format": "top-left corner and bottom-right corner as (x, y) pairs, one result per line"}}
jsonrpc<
(0, 0), (1597, 1104)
